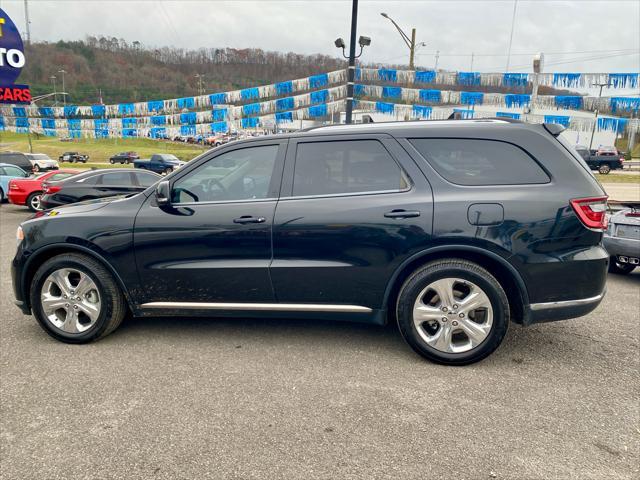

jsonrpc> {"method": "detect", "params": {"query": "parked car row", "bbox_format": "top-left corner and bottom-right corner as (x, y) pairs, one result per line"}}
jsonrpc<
(0, 152), (59, 173)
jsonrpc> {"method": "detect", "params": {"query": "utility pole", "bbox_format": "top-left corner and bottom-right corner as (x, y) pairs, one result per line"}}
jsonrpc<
(380, 13), (423, 70)
(23, 0), (31, 44)
(345, 0), (359, 124)
(589, 82), (612, 149)
(505, 0), (518, 71)
(470, 52), (475, 71)
(58, 69), (67, 106)
(194, 74), (205, 96)
(434, 50), (440, 70)
(409, 28), (416, 70)
(50, 75), (57, 107)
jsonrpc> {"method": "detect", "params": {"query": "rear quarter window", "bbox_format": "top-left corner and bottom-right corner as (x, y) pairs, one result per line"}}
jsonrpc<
(409, 138), (550, 186)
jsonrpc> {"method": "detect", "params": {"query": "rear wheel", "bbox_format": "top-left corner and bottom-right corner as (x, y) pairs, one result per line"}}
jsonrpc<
(33, 164), (41, 173)
(30, 253), (127, 343)
(26, 191), (43, 212)
(608, 257), (636, 275)
(124, 159), (130, 164)
(0, 187), (4, 202)
(599, 164), (611, 174)
(163, 168), (172, 175)
(396, 259), (509, 365)
(109, 159), (115, 164)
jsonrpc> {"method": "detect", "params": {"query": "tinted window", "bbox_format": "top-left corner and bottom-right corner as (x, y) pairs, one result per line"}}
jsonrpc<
(135, 172), (159, 187)
(171, 145), (279, 203)
(410, 138), (549, 185)
(98, 172), (134, 186)
(49, 173), (75, 182)
(293, 140), (408, 196)
(4, 166), (25, 176)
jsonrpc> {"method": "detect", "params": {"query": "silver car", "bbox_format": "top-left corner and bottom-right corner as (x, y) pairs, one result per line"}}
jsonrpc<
(604, 204), (640, 274)
(26, 153), (59, 172)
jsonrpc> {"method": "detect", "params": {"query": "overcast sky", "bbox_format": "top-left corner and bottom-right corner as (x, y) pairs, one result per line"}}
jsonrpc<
(2, 0), (639, 76)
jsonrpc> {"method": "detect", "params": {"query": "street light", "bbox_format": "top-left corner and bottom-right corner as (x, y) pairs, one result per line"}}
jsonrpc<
(380, 12), (423, 69)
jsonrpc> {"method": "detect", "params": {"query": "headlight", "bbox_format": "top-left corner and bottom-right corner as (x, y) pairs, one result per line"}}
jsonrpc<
(16, 226), (24, 247)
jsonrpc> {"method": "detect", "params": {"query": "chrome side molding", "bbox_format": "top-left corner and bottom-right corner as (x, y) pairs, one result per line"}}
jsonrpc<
(529, 293), (605, 311)
(140, 302), (372, 313)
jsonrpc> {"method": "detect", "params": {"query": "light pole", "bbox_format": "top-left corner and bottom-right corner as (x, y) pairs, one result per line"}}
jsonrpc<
(50, 75), (57, 106)
(589, 82), (612, 149)
(380, 13), (425, 70)
(58, 69), (67, 106)
(335, 0), (371, 124)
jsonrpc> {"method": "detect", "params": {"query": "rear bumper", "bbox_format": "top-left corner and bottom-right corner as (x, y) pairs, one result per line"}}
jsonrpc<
(604, 235), (640, 259)
(7, 191), (27, 205)
(527, 290), (605, 324)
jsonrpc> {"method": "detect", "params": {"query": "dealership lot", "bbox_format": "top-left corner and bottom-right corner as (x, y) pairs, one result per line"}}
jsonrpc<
(0, 203), (638, 479)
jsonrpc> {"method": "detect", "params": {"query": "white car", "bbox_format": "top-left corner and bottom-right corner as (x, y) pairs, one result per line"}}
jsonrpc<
(26, 153), (59, 172)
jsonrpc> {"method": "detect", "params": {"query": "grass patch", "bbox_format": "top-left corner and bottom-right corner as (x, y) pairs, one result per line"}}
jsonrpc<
(0, 131), (207, 163)
(595, 174), (640, 184)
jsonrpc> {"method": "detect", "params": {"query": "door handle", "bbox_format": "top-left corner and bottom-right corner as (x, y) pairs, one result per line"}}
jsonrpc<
(233, 216), (266, 224)
(384, 209), (421, 219)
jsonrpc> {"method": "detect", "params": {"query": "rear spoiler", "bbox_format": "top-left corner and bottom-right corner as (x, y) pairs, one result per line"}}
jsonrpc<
(543, 123), (566, 137)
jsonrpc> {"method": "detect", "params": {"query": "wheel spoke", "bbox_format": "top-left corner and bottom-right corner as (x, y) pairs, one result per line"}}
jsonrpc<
(413, 301), (443, 326)
(426, 324), (453, 352)
(49, 269), (72, 297)
(77, 299), (100, 322)
(74, 274), (94, 297)
(430, 278), (456, 307)
(61, 309), (79, 334)
(41, 294), (67, 314)
(457, 317), (491, 346)
(458, 288), (491, 314)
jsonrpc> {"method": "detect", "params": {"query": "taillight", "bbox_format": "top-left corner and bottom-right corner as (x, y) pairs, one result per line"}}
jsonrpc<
(9, 181), (20, 190)
(45, 185), (61, 194)
(570, 196), (608, 231)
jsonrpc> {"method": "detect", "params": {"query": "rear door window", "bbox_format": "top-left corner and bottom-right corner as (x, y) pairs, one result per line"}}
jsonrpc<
(97, 172), (134, 186)
(409, 138), (550, 185)
(292, 139), (409, 196)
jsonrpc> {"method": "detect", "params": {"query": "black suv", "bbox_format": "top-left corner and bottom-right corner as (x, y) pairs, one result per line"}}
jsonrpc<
(12, 120), (609, 364)
(109, 152), (140, 164)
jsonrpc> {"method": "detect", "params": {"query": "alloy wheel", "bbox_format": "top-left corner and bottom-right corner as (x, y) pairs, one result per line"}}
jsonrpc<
(29, 194), (42, 211)
(412, 277), (493, 353)
(40, 268), (101, 334)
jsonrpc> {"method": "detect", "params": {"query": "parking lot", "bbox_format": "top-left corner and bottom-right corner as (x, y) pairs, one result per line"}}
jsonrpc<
(0, 203), (638, 479)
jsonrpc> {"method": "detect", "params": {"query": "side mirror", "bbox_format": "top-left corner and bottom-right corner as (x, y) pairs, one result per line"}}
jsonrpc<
(156, 180), (171, 206)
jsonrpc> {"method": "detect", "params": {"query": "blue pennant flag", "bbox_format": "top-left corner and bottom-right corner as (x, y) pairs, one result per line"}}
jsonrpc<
(504, 94), (531, 108)
(177, 97), (195, 109)
(91, 105), (106, 117)
(415, 70), (437, 84)
(553, 73), (581, 87)
(309, 73), (329, 88)
(118, 103), (135, 115)
(609, 97), (640, 113)
(276, 97), (295, 111)
(94, 128), (109, 139)
(210, 121), (228, 133)
(412, 105), (432, 119)
(502, 73), (529, 87)
(544, 115), (570, 127)
(150, 127), (167, 139)
(275, 81), (293, 96)
(16, 117), (30, 127)
(43, 129), (57, 137)
(122, 128), (138, 138)
(460, 92), (484, 105)
(453, 108), (474, 119)
(64, 105), (78, 118)
(419, 89), (441, 103)
(147, 100), (164, 112)
(241, 87), (260, 100)
(242, 117), (260, 128)
(212, 108), (227, 121)
(94, 118), (108, 138)
(0, 116), (4, 129)
(122, 118), (137, 128)
(180, 125), (196, 136)
(382, 86), (402, 98)
(354, 84), (365, 97)
(354, 68), (362, 81)
(377, 69), (397, 82)
(496, 112), (521, 119)
(457, 72), (480, 86)
(310, 89), (329, 104)
(243, 103), (261, 116)
(180, 112), (197, 125)
(276, 111), (293, 123)
(40, 118), (56, 129)
(309, 104), (328, 117)
(597, 117), (628, 132)
(151, 115), (166, 126)
(13, 107), (26, 117)
(375, 101), (395, 114)
(209, 93), (227, 105)
(608, 73), (639, 89)
(554, 96), (583, 110)
(68, 119), (81, 129)
(39, 107), (54, 117)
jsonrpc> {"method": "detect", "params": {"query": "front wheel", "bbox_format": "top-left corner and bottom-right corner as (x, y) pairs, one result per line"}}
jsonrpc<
(109, 159), (115, 164)
(26, 191), (43, 212)
(30, 253), (127, 343)
(396, 259), (509, 365)
(599, 164), (611, 174)
(33, 164), (40, 173)
(124, 159), (130, 164)
(163, 168), (172, 175)
(608, 257), (636, 275)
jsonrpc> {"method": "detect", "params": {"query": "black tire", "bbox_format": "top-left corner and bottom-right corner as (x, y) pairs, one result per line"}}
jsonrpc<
(599, 164), (611, 174)
(26, 191), (43, 212)
(396, 259), (509, 365)
(124, 159), (130, 164)
(29, 253), (127, 343)
(109, 159), (115, 164)
(608, 257), (635, 275)
(0, 187), (4, 202)
(33, 164), (40, 173)
(164, 168), (172, 175)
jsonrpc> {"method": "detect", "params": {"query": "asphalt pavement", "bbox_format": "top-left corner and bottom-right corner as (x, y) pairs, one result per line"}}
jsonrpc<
(1, 203), (638, 480)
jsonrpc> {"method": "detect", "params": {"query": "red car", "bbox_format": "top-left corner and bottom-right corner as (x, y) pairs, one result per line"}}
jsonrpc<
(8, 169), (80, 211)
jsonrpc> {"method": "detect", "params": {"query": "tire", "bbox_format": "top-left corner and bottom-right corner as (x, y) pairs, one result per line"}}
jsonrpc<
(396, 259), (509, 365)
(608, 257), (636, 275)
(109, 159), (115, 164)
(124, 159), (130, 164)
(599, 164), (611, 174)
(164, 168), (172, 175)
(0, 187), (4, 202)
(29, 253), (127, 343)
(33, 164), (40, 173)
(26, 191), (43, 212)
